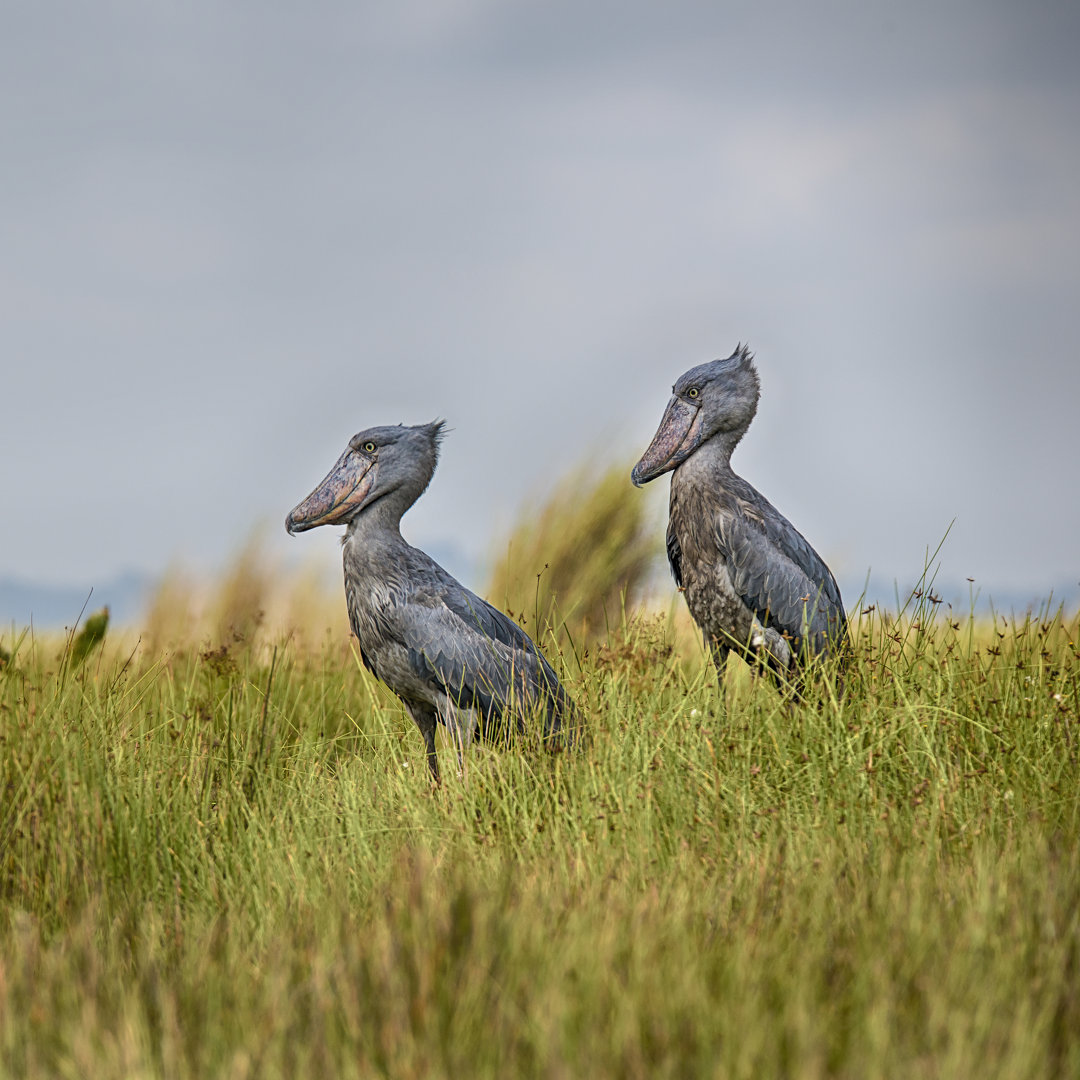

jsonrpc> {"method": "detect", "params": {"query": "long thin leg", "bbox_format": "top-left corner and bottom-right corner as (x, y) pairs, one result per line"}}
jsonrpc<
(407, 704), (440, 785)
(708, 638), (730, 719)
(767, 656), (802, 710)
(709, 639), (729, 688)
(748, 622), (801, 704)
(441, 699), (476, 777)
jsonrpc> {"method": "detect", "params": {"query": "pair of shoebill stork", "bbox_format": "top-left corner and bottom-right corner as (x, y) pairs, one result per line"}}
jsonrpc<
(286, 345), (846, 782)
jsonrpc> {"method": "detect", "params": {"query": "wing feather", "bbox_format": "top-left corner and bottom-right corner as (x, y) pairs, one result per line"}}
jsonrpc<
(666, 521), (683, 587)
(394, 585), (568, 728)
(716, 493), (845, 654)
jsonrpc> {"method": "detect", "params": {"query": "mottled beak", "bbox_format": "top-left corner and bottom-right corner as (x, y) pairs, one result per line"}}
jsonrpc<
(286, 448), (376, 534)
(631, 396), (704, 486)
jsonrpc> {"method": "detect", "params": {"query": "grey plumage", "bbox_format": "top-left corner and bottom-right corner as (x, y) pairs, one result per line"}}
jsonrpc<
(632, 345), (846, 683)
(286, 421), (576, 782)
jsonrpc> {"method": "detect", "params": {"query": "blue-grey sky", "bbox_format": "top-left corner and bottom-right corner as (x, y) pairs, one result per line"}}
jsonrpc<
(2, 0), (1078, 616)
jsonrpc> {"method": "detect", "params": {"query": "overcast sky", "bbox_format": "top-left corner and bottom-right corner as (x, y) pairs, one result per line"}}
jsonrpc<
(2, 0), (1078, 615)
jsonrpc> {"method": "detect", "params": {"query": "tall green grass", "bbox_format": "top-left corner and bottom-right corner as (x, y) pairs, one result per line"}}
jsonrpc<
(1, 505), (1078, 1077)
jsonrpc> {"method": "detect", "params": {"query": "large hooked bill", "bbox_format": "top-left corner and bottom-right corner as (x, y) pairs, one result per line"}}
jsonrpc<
(630, 396), (704, 486)
(286, 447), (376, 534)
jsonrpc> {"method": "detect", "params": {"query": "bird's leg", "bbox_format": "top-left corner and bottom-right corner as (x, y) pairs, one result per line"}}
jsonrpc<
(755, 639), (803, 714)
(748, 616), (769, 673)
(408, 705), (441, 785)
(739, 620), (773, 696)
(749, 621), (803, 704)
(710, 642), (729, 685)
(769, 659), (802, 713)
(782, 662), (806, 706)
(442, 700), (475, 778)
(708, 639), (729, 716)
(423, 726), (440, 785)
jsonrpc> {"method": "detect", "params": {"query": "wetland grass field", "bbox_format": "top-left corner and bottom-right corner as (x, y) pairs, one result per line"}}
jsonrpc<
(2, 476), (1078, 1078)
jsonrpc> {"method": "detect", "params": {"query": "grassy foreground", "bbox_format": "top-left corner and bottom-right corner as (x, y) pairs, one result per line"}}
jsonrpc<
(2, 586), (1079, 1078)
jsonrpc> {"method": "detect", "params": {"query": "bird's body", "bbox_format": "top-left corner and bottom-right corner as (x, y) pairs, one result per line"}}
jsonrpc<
(633, 345), (845, 682)
(287, 421), (575, 782)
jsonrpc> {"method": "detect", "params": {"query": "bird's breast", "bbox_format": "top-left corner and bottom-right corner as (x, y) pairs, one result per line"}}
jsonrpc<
(670, 483), (758, 650)
(681, 558), (755, 645)
(343, 558), (400, 653)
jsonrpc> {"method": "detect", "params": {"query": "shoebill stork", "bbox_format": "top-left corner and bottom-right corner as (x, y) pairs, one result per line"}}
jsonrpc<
(286, 421), (577, 783)
(631, 345), (846, 685)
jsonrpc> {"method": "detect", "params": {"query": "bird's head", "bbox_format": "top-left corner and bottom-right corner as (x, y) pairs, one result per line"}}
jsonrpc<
(286, 420), (445, 534)
(631, 344), (760, 486)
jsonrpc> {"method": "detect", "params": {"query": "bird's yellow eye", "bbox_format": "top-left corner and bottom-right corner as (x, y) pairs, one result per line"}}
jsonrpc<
(362, 441), (377, 453)
(687, 387), (699, 399)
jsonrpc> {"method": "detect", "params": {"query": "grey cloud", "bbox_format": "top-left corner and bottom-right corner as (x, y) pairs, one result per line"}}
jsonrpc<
(1, 0), (1078, 611)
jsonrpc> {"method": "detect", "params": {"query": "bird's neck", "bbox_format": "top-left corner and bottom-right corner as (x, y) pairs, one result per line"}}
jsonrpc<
(346, 489), (414, 554)
(677, 429), (743, 482)
(668, 433), (747, 570)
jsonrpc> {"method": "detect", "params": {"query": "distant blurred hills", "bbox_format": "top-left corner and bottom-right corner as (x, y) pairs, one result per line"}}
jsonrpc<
(0, 565), (1074, 632)
(0, 542), (481, 633)
(0, 572), (152, 630)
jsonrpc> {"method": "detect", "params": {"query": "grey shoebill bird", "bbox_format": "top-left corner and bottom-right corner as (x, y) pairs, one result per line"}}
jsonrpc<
(631, 345), (846, 684)
(286, 421), (577, 782)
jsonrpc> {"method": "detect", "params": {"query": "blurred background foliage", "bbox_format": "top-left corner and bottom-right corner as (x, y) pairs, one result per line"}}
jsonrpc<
(131, 459), (667, 663)
(485, 461), (663, 651)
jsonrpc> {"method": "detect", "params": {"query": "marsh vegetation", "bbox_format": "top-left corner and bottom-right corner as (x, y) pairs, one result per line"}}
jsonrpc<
(2, 470), (1078, 1077)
